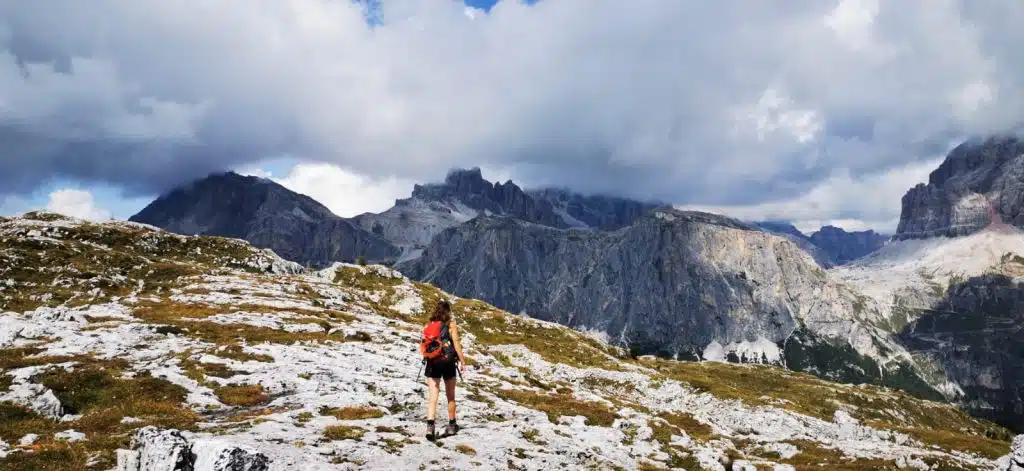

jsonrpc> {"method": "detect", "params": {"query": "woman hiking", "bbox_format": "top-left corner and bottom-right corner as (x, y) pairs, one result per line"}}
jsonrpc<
(420, 299), (466, 440)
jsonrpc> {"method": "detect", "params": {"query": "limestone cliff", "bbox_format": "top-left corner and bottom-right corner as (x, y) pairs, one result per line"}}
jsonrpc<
(895, 135), (1024, 240)
(898, 255), (1024, 431)
(751, 221), (836, 267)
(398, 209), (924, 392)
(528, 187), (669, 230)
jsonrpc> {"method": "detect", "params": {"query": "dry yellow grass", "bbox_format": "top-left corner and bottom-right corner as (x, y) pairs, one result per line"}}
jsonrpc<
(214, 384), (270, 407)
(319, 405), (385, 421)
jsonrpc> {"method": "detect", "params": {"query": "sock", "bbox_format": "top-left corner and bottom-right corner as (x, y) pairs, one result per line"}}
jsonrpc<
(449, 419), (456, 425)
(427, 419), (435, 426)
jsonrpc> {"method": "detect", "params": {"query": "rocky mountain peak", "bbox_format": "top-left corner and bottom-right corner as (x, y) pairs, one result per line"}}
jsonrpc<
(808, 226), (888, 265)
(130, 171), (399, 267)
(895, 135), (1024, 240)
(405, 167), (564, 228)
(928, 135), (1024, 188)
(442, 166), (488, 190)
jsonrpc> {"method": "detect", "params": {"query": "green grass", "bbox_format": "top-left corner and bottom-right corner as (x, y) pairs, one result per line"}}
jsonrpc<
(333, 266), (403, 291)
(323, 425), (366, 441)
(772, 440), (898, 469)
(0, 216), (276, 313)
(493, 387), (618, 427)
(640, 356), (1011, 458)
(0, 357), (201, 469)
(453, 298), (629, 371)
(318, 405), (385, 421)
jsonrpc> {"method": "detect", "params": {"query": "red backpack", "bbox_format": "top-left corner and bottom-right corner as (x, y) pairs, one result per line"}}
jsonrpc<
(420, 320), (457, 366)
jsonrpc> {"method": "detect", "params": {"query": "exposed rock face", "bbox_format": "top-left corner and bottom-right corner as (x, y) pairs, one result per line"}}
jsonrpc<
(808, 226), (887, 264)
(351, 168), (665, 261)
(751, 221), (836, 267)
(895, 135), (1024, 240)
(115, 427), (192, 471)
(1009, 435), (1024, 470)
(399, 209), (910, 381)
(116, 426), (269, 471)
(751, 221), (886, 266)
(528, 188), (669, 230)
(899, 270), (1024, 431)
(411, 167), (566, 228)
(129, 172), (399, 267)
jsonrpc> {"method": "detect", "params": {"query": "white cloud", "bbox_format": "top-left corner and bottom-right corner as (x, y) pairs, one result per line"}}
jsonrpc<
(677, 157), (943, 234)
(0, 0), (1022, 213)
(824, 0), (880, 52)
(245, 163), (414, 217)
(234, 161), (523, 218)
(45, 189), (112, 221)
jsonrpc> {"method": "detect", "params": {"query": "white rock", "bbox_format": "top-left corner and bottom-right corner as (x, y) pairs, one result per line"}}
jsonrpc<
(191, 438), (270, 471)
(116, 427), (191, 471)
(55, 429), (87, 442)
(833, 409), (860, 440)
(116, 449), (141, 471)
(1009, 434), (1024, 471)
(0, 383), (63, 419)
(760, 442), (799, 460)
(19, 433), (38, 446)
(29, 306), (87, 323)
(732, 460), (758, 471)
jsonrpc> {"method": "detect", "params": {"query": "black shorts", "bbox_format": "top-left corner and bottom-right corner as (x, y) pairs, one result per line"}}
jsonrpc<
(425, 360), (457, 380)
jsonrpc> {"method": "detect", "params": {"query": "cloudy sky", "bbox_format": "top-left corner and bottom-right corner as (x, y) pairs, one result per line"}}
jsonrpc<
(1, 0), (1021, 234)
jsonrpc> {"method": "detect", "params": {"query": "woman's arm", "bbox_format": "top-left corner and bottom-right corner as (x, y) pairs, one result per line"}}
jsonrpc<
(450, 321), (466, 364)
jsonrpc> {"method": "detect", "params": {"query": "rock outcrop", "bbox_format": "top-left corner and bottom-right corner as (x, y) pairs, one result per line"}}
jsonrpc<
(398, 208), (919, 390)
(528, 187), (669, 230)
(751, 221), (837, 267)
(1007, 435), (1024, 470)
(410, 167), (566, 228)
(129, 172), (400, 268)
(351, 167), (666, 261)
(116, 427), (269, 471)
(898, 268), (1024, 431)
(895, 135), (1024, 240)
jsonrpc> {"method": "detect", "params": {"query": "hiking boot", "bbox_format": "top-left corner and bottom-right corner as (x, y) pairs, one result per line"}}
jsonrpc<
(445, 422), (458, 436)
(425, 422), (436, 440)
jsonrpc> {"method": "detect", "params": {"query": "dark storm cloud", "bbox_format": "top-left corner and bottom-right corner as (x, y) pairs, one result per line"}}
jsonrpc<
(0, 0), (1022, 218)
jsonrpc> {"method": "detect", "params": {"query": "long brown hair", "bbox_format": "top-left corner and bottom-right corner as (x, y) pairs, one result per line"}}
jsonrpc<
(429, 299), (452, 324)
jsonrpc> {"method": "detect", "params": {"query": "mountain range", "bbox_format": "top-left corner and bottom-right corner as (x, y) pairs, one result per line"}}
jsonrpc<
(128, 134), (1024, 432)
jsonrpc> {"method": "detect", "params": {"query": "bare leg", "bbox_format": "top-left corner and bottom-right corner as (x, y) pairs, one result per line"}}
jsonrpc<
(426, 377), (441, 420)
(444, 377), (457, 420)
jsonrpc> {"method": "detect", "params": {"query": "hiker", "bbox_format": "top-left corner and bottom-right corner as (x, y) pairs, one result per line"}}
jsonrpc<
(420, 299), (466, 440)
